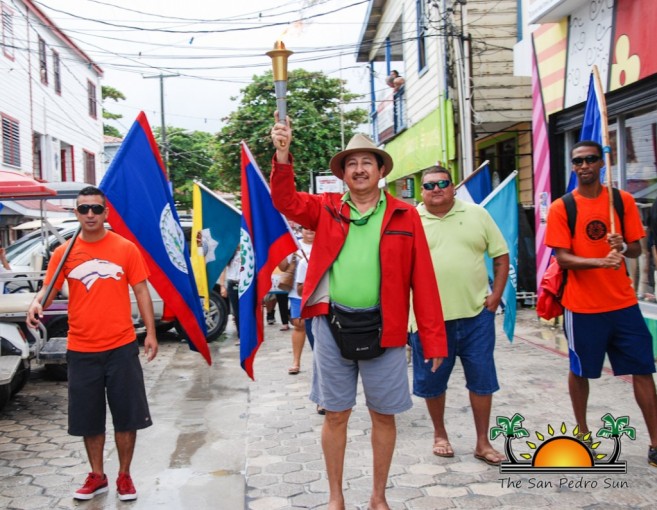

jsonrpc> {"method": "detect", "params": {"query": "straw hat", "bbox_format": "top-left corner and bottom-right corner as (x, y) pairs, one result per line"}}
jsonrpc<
(329, 133), (394, 179)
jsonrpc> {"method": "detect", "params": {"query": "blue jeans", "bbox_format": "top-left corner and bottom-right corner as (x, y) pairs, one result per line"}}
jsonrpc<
(410, 307), (499, 397)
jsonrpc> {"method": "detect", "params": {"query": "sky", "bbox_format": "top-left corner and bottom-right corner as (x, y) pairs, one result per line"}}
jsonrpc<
(35, 0), (374, 135)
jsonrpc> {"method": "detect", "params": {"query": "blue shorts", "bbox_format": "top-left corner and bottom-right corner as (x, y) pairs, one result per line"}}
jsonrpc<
(564, 304), (656, 378)
(309, 317), (412, 415)
(289, 297), (302, 319)
(410, 307), (499, 398)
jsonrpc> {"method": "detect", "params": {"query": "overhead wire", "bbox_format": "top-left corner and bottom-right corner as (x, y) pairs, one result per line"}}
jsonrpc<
(34, 0), (369, 35)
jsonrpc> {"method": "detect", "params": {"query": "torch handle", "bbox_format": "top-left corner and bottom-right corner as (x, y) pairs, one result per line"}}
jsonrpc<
(273, 80), (288, 126)
(276, 98), (287, 126)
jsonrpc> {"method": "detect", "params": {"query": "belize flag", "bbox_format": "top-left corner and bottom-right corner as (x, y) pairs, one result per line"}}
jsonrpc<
(100, 112), (211, 364)
(191, 182), (241, 310)
(480, 171), (518, 342)
(239, 142), (297, 380)
(567, 72), (604, 192)
(455, 162), (492, 204)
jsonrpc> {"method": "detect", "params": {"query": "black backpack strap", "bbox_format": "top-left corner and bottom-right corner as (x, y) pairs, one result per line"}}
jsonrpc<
(562, 192), (576, 237)
(611, 187), (624, 236)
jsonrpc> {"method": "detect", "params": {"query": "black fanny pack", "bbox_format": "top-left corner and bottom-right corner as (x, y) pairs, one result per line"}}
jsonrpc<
(328, 302), (385, 360)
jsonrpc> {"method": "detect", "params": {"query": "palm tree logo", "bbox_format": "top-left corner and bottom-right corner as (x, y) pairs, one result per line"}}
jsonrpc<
(489, 413), (529, 464)
(596, 413), (636, 464)
(491, 413), (634, 474)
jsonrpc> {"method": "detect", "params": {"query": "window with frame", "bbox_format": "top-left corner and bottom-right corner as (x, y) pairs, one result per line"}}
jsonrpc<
(2, 4), (14, 60)
(53, 50), (61, 94)
(416, 0), (427, 72)
(38, 37), (47, 84)
(83, 150), (96, 185)
(87, 80), (97, 118)
(60, 144), (74, 181)
(477, 136), (518, 188)
(32, 133), (42, 180)
(2, 114), (21, 167)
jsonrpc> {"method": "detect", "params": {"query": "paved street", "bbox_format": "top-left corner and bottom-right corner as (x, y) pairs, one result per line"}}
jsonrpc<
(1, 309), (657, 509)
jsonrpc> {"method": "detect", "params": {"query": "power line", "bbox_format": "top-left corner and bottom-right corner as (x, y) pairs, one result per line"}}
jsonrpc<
(35, 0), (369, 35)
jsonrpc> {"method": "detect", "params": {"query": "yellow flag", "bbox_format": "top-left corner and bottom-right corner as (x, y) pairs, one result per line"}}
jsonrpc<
(191, 184), (210, 310)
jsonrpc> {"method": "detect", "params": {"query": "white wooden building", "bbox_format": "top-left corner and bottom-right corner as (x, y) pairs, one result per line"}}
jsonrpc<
(0, 0), (103, 186)
(357, 0), (532, 203)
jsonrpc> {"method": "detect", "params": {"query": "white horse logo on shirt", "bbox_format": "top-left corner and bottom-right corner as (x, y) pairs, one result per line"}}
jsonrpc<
(68, 259), (124, 291)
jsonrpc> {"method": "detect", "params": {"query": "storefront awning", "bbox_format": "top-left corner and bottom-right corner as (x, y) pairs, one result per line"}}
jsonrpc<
(0, 171), (56, 199)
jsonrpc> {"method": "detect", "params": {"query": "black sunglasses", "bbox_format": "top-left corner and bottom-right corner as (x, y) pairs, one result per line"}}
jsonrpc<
(339, 211), (373, 226)
(76, 204), (106, 215)
(422, 180), (451, 190)
(571, 155), (601, 167)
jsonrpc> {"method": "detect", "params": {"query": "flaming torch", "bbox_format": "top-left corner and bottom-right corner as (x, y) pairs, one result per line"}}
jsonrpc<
(266, 40), (293, 144)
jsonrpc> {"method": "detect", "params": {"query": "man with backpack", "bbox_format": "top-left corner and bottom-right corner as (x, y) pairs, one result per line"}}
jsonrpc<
(545, 140), (657, 466)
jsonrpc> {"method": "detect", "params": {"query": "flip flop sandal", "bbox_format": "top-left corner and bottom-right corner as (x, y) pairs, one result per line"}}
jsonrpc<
(288, 366), (300, 375)
(432, 439), (454, 458)
(474, 451), (504, 466)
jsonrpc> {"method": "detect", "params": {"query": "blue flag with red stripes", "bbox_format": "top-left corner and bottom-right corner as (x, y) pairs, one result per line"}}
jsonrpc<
(239, 142), (297, 379)
(99, 112), (211, 364)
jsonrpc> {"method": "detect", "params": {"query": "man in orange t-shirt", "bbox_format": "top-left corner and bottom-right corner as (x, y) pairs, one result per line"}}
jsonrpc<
(546, 140), (657, 467)
(27, 186), (158, 501)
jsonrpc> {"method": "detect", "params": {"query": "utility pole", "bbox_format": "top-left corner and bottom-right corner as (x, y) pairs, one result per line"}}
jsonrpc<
(143, 73), (179, 178)
(452, 0), (473, 177)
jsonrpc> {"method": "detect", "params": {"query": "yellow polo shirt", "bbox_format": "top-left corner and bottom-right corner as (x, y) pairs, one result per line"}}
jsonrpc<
(416, 199), (508, 321)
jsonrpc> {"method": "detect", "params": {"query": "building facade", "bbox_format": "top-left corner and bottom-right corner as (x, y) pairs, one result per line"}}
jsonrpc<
(0, 0), (103, 187)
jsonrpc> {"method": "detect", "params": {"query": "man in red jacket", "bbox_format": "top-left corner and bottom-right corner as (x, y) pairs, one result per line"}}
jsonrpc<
(271, 114), (447, 510)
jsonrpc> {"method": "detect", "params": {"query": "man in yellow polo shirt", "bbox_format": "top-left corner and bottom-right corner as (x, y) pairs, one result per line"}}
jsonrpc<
(410, 165), (509, 466)
(270, 113), (447, 510)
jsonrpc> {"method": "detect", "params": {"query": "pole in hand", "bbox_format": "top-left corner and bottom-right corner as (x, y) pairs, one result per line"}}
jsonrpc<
(266, 40), (293, 146)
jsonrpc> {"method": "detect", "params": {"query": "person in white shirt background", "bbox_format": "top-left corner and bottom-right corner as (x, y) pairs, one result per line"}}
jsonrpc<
(280, 226), (314, 376)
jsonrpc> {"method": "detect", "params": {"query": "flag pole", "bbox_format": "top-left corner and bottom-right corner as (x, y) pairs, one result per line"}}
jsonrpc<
(454, 159), (490, 191)
(592, 65), (615, 234)
(193, 180), (242, 215)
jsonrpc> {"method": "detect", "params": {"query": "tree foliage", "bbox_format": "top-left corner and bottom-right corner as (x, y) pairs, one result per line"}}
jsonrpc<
(214, 69), (368, 193)
(154, 127), (219, 211)
(102, 85), (126, 137)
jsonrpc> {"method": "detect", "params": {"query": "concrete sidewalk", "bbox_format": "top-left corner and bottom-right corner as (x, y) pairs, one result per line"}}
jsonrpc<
(1, 308), (656, 509)
(238, 309), (656, 509)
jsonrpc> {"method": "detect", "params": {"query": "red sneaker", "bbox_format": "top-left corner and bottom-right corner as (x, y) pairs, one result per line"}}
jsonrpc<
(116, 472), (138, 501)
(73, 472), (108, 500)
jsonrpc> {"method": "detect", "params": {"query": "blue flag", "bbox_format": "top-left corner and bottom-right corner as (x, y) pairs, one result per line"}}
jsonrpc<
(191, 182), (241, 310)
(455, 163), (492, 204)
(480, 171), (518, 342)
(100, 112), (210, 364)
(567, 72), (604, 192)
(239, 142), (297, 379)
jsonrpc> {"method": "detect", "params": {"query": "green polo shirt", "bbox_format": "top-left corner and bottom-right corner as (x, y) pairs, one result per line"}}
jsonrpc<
(329, 191), (386, 308)
(416, 199), (508, 321)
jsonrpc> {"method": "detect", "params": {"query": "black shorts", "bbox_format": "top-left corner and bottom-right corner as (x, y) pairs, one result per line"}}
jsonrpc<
(67, 340), (152, 436)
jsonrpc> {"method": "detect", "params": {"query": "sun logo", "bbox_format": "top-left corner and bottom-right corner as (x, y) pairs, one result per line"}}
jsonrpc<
(490, 413), (635, 474)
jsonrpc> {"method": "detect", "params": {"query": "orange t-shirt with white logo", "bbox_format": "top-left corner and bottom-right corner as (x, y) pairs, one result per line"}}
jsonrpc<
(44, 231), (150, 352)
(545, 188), (644, 313)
